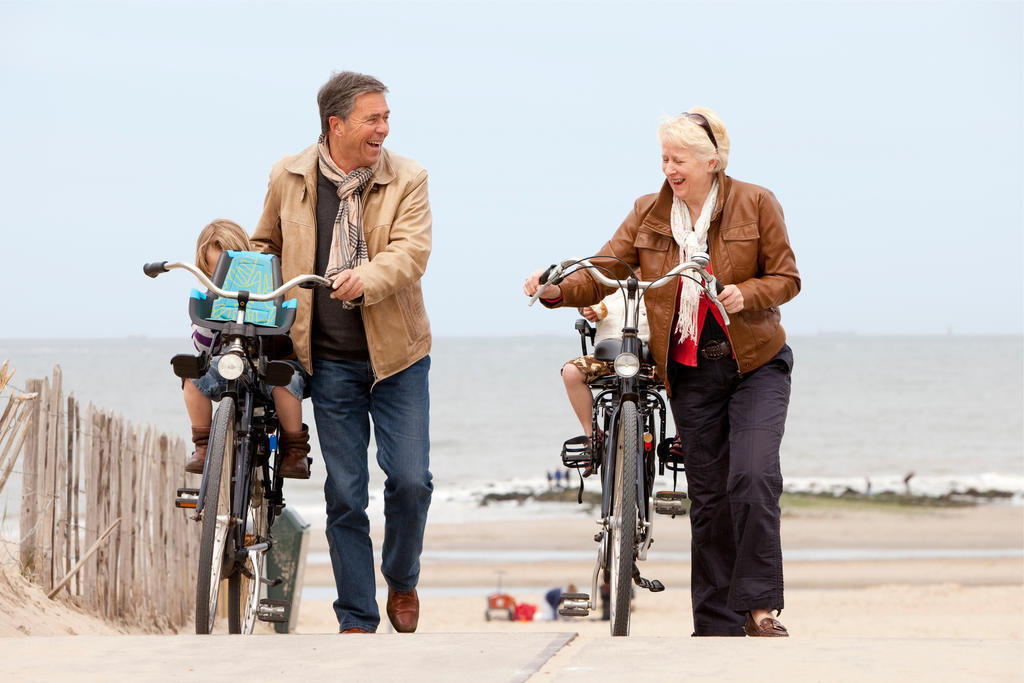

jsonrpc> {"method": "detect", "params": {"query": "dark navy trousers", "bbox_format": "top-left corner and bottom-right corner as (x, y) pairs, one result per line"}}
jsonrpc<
(668, 344), (793, 637)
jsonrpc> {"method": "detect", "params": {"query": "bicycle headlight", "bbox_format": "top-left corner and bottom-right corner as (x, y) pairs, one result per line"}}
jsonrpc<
(613, 353), (640, 378)
(218, 353), (245, 380)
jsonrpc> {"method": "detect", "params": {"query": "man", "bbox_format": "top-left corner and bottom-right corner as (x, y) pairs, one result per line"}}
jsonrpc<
(252, 71), (433, 634)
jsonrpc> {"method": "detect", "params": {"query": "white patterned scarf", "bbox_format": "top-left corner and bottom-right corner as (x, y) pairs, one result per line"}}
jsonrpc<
(670, 177), (719, 341)
(317, 136), (374, 279)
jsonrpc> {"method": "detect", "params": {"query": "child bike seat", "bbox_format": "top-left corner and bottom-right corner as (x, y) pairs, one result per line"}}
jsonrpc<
(188, 251), (297, 336)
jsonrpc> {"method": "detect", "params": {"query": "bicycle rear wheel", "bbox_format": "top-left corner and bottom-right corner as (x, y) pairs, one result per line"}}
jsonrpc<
(609, 399), (637, 636)
(227, 462), (268, 634)
(195, 397), (235, 634)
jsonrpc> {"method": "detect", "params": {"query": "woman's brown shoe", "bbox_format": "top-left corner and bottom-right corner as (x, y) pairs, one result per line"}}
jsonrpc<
(185, 427), (211, 474)
(744, 612), (789, 637)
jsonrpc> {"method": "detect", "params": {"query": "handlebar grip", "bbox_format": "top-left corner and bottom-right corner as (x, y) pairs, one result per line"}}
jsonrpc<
(715, 279), (725, 295)
(539, 264), (556, 285)
(299, 276), (333, 289)
(143, 261), (168, 278)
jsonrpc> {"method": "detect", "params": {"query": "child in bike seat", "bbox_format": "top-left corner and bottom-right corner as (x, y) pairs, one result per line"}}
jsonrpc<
(182, 219), (312, 479)
(561, 285), (653, 458)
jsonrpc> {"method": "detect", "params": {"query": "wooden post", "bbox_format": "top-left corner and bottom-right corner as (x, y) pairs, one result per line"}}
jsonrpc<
(52, 374), (67, 593)
(20, 377), (45, 575)
(82, 403), (97, 608)
(72, 397), (82, 596)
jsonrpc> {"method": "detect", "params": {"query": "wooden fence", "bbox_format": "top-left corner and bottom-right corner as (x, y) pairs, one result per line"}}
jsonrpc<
(12, 364), (199, 631)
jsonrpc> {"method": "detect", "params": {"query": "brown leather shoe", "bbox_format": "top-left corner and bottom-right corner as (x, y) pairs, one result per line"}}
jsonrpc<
(386, 588), (419, 633)
(278, 424), (311, 479)
(340, 627), (373, 633)
(744, 612), (789, 637)
(185, 427), (210, 474)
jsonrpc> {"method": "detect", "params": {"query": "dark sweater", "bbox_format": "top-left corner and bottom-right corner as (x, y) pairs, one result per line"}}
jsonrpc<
(311, 169), (370, 362)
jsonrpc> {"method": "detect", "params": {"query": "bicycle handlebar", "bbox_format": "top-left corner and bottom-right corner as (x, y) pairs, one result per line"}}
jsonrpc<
(528, 252), (730, 325)
(144, 260), (333, 301)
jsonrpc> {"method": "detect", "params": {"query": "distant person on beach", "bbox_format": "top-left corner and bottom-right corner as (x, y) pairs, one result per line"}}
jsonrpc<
(252, 71), (433, 635)
(560, 287), (652, 464)
(524, 108), (800, 637)
(182, 219), (311, 478)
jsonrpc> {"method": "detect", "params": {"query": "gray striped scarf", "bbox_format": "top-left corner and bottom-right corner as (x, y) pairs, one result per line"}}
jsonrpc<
(317, 137), (374, 286)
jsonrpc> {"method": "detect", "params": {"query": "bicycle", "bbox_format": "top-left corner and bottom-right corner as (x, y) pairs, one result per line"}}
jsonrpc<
(144, 252), (330, 634)
(528, 251), (728, 636)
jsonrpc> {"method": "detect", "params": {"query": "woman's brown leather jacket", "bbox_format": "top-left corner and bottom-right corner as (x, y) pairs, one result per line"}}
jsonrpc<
(546, 173), (800, 384)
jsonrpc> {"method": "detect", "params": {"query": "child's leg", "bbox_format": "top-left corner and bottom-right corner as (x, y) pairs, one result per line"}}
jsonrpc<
(271, 387), (303, 433)
(561, 361), (593, 436)
(183, 380), (213, 428)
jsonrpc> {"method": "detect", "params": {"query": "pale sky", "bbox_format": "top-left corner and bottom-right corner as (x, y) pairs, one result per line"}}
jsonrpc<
(1, 0), (1021, 338)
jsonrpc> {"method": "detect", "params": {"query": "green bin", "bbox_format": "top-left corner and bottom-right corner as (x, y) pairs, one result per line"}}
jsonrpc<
(266, 506), (311, 633)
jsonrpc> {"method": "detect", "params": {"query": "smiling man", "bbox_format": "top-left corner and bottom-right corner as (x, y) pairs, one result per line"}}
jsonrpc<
(252, 71), (433, 634)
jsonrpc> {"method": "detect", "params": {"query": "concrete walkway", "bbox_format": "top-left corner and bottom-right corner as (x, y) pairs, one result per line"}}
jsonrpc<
(0, 633), (1020, 681)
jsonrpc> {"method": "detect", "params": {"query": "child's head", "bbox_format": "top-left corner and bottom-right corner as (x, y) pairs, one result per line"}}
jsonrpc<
(195, 219), (251, 277)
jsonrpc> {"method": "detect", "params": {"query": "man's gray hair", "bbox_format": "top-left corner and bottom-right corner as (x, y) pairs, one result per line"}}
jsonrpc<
(317, 71), (389, 137)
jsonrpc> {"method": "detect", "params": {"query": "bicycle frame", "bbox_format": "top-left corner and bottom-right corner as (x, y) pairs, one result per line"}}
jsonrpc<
(146, 257), (330, 633)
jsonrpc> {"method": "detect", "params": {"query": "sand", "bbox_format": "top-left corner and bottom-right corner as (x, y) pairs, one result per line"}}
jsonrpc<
(1, 502), (1022, 643)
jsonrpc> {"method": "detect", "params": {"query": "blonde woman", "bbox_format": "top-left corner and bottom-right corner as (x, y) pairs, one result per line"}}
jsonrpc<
(525, 108), (800, 637)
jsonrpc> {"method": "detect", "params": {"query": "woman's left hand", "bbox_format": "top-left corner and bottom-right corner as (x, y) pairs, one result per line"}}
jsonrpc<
(718, 284), (744, 313)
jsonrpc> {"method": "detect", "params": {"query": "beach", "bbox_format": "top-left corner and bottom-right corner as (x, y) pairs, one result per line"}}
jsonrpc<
(294, 500), (1024, 639)
(4, 500), (1021, 642)
(2, 499), (1022, 681)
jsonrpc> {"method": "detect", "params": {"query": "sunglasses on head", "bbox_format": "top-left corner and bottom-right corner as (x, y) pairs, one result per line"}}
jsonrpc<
(683, 112), (718, 150)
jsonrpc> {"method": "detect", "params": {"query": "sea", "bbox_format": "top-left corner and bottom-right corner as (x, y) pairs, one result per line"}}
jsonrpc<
(1, 335), (1022, 535)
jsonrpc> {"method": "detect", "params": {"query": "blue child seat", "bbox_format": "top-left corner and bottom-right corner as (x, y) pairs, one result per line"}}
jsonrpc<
(188, 251), (298, 335)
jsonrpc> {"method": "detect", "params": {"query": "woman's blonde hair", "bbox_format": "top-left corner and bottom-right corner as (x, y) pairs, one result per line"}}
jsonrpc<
(658, 107), (731, 173)
(194, 219), (252, 276)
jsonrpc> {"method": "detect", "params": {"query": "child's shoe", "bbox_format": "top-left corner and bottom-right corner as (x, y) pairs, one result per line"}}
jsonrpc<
(278, 424), (311, 479)
(185, 427), (211, 474)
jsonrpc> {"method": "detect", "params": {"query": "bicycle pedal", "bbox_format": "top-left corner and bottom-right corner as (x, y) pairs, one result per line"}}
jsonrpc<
(257, 598), (289, 623)
(175, 487), (199, 510)
(657, 437), (685, 471)
(560, 436), (593, 470)
(632, 571), (666, 593)
(558, 592), (591, 617)
(654, 490), (688, 516)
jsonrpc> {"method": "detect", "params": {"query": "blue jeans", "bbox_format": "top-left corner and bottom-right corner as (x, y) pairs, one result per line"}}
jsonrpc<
(311, 356), (433, 632)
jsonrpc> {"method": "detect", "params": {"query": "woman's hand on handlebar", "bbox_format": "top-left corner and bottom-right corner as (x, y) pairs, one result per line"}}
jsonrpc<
(524, 268), (562, 301)
(718, 284), (744, 313)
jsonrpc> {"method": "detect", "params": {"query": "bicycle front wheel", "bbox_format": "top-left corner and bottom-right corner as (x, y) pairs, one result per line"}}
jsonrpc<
(227, 461), (268, 634)
(195, 396), (235, 634)
(609, 399), (638, 636)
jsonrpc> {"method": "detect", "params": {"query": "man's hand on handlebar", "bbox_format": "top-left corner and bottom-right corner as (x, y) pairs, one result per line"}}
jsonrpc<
(524, 268), (561, 301)
(718, 284), (744, 314)
(329, 269), (364, 303)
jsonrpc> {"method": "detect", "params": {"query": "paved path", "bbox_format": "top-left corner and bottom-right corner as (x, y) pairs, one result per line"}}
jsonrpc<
(0, 633), (1020, 681)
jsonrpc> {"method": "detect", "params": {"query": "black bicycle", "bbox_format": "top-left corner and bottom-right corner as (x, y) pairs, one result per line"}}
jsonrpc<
(529, 252), (728, 636)
(144, 253), (330, 634)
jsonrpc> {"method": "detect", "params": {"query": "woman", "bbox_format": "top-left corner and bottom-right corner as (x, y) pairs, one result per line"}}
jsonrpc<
(523, 108), (800, 637)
